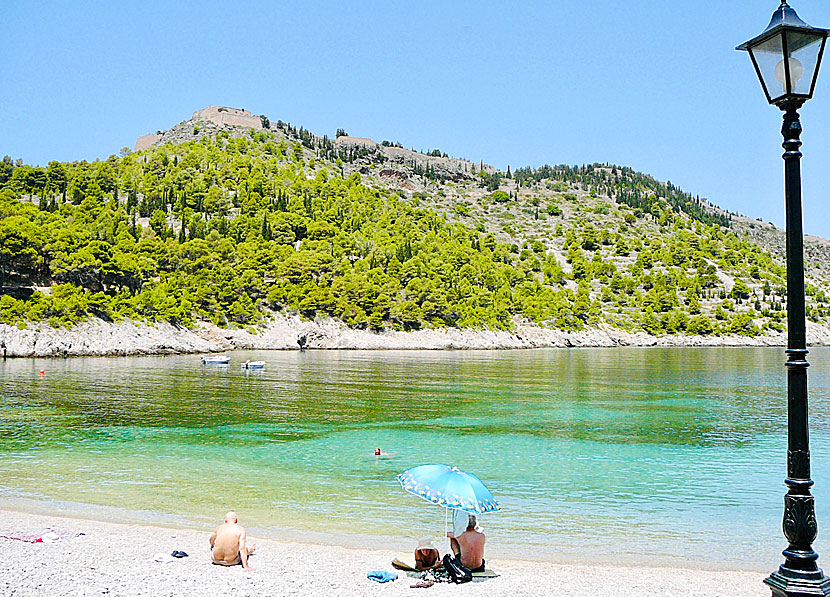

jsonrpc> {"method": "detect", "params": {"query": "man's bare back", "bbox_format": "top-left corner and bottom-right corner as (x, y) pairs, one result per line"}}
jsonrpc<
(210, 511), (256, 570)
(455, 528), (485, 570)
(448, 514), (486, 571)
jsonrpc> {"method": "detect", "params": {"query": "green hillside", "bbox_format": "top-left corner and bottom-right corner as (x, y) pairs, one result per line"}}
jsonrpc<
(1, 115), (827, 337)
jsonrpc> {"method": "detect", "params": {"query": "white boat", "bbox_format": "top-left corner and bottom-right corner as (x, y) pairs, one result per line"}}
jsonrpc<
(201, 355), (230, 365)
(241, 360), (266, 369)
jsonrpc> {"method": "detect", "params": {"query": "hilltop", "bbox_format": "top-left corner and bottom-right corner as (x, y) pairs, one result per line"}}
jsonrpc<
(1, 105), (829, 355)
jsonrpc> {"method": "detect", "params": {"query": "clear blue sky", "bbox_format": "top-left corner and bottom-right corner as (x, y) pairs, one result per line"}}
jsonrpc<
(2, 1), (830, 237)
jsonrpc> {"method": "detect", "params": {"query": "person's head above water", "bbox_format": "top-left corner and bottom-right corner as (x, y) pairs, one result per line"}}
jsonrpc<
(225, 511), (238, 524)
(374, 447), (381, 455)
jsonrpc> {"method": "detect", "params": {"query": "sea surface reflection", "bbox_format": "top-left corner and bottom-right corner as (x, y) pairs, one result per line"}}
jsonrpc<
(2, 346), (829, 570)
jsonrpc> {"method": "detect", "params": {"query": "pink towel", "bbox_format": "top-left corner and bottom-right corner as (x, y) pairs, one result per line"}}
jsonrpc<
(0, 533), (44, 543)
(0, 528), (82, 543)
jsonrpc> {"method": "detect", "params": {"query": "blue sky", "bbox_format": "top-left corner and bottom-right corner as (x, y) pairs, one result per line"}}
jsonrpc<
(2, 1), (830, 237)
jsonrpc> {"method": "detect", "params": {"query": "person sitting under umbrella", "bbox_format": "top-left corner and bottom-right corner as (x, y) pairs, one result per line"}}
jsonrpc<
(447, 513), (485, 573)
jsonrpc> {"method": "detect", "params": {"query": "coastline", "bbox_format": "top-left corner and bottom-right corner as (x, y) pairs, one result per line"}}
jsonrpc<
(0, 509), (767, 596)
(3, 314), (830, 357)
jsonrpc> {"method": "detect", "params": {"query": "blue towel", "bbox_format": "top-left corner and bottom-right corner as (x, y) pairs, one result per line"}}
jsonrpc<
(367, 570), (397, 583)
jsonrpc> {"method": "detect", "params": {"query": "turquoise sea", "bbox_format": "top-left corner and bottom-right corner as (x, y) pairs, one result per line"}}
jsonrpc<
(3, 347), (830, 571)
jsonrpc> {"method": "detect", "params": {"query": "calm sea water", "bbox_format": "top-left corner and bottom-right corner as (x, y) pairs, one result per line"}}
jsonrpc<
(3, 347), (830, 570)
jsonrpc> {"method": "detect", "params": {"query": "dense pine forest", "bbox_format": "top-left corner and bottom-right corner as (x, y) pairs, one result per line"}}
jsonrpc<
(1, 114), (828, 337)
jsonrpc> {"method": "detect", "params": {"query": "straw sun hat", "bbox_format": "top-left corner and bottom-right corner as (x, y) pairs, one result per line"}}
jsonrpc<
(416, 537), (438, 553)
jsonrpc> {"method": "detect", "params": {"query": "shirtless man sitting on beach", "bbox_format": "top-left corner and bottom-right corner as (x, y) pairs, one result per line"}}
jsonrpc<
(210, 511), (256, 571)
(447, 514), (485, 572)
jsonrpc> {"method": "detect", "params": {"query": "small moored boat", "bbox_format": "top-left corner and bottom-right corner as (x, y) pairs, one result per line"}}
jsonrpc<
(201, 355), (230, 365)
(241, 360), (266, 369)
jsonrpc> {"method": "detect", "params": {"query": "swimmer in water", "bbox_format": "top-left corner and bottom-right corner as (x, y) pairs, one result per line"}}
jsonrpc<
(374, 447), (390, 458)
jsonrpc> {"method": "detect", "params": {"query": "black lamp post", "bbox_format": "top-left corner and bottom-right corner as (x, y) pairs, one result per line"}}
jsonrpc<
(738, 2), (830, 596)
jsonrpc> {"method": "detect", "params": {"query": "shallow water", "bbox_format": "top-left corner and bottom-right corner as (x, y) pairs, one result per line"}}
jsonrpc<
(2, 347), (830, 570)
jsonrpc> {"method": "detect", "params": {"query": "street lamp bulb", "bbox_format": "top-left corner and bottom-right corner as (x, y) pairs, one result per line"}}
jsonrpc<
(775, 56), (804, 85)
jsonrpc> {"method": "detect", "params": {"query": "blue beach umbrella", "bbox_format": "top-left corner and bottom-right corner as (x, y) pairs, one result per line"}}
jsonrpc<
(397, 464), (500, 515)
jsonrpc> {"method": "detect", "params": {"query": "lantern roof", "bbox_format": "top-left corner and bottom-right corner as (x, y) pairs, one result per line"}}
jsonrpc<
(738, 1), (828, 52)
(762, 1), (809, 32)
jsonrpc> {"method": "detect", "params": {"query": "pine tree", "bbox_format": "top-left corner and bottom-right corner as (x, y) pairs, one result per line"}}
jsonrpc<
(261, 215), (271, 241)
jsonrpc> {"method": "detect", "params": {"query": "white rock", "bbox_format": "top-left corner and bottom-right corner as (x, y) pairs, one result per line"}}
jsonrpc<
(2, 314), (828, 357)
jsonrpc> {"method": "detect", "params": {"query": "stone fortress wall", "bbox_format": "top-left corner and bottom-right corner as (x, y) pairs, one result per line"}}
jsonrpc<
(134, 133), (163, 152)
(134, 106), (263, 152)
(335, 135), (494, 178)
(335, 136), (378, 149)
(191, 106), (262, 129)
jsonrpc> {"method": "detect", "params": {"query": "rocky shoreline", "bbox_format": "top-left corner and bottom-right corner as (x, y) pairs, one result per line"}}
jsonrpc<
(3, 314), (830, 357)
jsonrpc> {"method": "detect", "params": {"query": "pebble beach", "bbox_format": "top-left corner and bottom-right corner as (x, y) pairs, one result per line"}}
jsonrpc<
(0, 509), (768, 597)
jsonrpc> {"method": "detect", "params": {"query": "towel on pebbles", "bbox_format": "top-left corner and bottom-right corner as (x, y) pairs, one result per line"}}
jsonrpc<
(0, 528), (82, 543)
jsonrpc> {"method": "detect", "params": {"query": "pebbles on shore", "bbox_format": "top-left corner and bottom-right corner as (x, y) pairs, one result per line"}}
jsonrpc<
(0, 509), (766, 597)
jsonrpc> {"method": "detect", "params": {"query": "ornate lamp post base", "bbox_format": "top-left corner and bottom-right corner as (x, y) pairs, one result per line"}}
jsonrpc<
(766, 567), (830, 597)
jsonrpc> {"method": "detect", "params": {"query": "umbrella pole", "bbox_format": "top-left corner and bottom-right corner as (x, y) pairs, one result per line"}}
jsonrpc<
(445, 508), (448, 544)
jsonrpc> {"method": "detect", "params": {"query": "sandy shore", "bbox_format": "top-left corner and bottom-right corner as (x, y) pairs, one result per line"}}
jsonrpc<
(4, 314), (830, 357)
(0, 509), (767, 596)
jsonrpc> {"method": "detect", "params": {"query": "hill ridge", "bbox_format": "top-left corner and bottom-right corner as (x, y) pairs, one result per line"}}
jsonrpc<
(1, 106), (829, 344)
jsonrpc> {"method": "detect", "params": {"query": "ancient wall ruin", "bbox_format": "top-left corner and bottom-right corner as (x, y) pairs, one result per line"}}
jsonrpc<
(134, 133), (163, 152)
(335, 136), (378, 149)
(191, 106), (262, 129)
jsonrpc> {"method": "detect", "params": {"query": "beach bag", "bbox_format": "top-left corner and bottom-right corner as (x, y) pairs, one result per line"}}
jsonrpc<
(442, 554), (472, 584)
